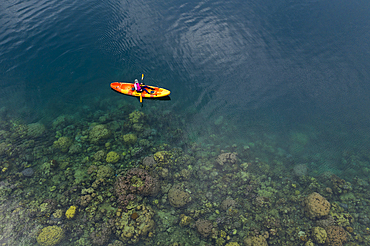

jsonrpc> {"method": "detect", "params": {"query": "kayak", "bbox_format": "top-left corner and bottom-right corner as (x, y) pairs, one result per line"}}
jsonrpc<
(110, 82), (171, 103)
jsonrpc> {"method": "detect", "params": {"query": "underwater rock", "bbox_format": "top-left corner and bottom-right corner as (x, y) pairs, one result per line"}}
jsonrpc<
(143, 156), (156, 168)
(304, 192), (331, 219)
(293, 164), (308, 177)
(21, 168), (34, 177)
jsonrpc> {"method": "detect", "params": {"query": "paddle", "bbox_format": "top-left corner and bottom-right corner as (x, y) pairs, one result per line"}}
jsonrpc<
(139, 74), (144, 103)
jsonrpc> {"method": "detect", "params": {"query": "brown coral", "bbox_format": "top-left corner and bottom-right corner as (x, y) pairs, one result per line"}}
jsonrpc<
(304, 192), (330, 219)
(220, 198), (236, 211)
(195, 219), (213, 238)
(243, 235), (268, 246)
(80, 195), (92, 207)
(325, 226), (347, 246)
(316, 215), (336, 228)
(168, 187), (191, 207)
(216, 152), (238, 166)
(114, 168), (160, 207)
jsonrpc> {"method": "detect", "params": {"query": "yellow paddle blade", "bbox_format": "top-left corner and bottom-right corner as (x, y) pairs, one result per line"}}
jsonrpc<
(141, 74), (144, 80)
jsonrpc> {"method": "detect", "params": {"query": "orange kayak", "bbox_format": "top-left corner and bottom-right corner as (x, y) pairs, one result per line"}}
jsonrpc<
(110, 82), (171, 103)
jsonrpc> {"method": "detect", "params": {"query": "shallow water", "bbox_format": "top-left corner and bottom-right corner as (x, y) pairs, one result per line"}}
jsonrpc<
(1, 0), (370, 245)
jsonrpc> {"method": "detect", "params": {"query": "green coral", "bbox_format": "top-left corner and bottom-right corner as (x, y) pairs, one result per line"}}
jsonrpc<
(89, 124), (111, 144)
(53, 136), (72, 152)
(106, 151), (120, 163)
(96, 165), (114, 179)
(27, 122), (46, 138)
(330, 203), (354, 227)
(128, 111), (146, 132)
(154, 151), (173, 166)
(123, 133), (137, 145)
(36, 226), (64, 246)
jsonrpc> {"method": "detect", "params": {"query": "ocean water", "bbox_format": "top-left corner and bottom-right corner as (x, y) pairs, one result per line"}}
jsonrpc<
(1, 0), (370, 245)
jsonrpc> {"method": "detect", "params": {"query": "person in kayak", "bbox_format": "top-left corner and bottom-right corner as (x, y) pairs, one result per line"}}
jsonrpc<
(134, 79), (154, 94)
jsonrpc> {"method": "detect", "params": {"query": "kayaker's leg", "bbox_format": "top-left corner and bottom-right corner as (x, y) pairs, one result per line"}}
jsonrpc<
(142, 88), (150, 94)
(142, 86), (154, 94)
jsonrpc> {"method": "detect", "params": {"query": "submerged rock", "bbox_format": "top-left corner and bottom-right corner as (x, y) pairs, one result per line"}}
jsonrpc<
(21, 168), (34, 177)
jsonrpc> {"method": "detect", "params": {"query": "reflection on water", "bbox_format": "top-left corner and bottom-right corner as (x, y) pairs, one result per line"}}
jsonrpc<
(1, 0), (370, 245)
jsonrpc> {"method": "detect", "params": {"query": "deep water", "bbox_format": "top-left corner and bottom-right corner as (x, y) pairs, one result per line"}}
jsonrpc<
(1, 0), (370, 245)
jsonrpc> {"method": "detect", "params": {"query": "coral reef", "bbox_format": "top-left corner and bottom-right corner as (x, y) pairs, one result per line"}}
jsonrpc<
(114, 205), (155, 244)
(52, 136), (72, 152)
(128, 111), (146, 132)
(154, 151), (173, 166)
(123, 133), (137, 145)
(225, 243), (240, 246)
(96, 165), (114, 180)
(36, 226), (64, 246)
(179, 214), (193, 226)
(325, 226), (347, 246)
(220, 198), (236, 211)
(90, 222), (112, 246)
(244, 235), (268, 246)
(312, 226), (327, 244)
(27, 122), (46, 138)
(293, 164), (308, 177)
(115, 168), (160, 206)
(80, 194), (92, 207)
(89, 124), (111, 144)
(65, 205), (77, 219)
(216, 152), (238, 166)
(168, 185), (191, 207)
(143, 156), (156, 168)
(106, 151), (120, 163)
(2, 105), (370, 246)
(93, 150), (106, 161)
(195, 219), (213, 237)
(304, 192), (331, 219)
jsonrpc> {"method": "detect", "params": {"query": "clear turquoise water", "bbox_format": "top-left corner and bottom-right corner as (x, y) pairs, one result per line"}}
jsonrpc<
(4, 0), (369, 174)
(1, 0), (370, 245)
